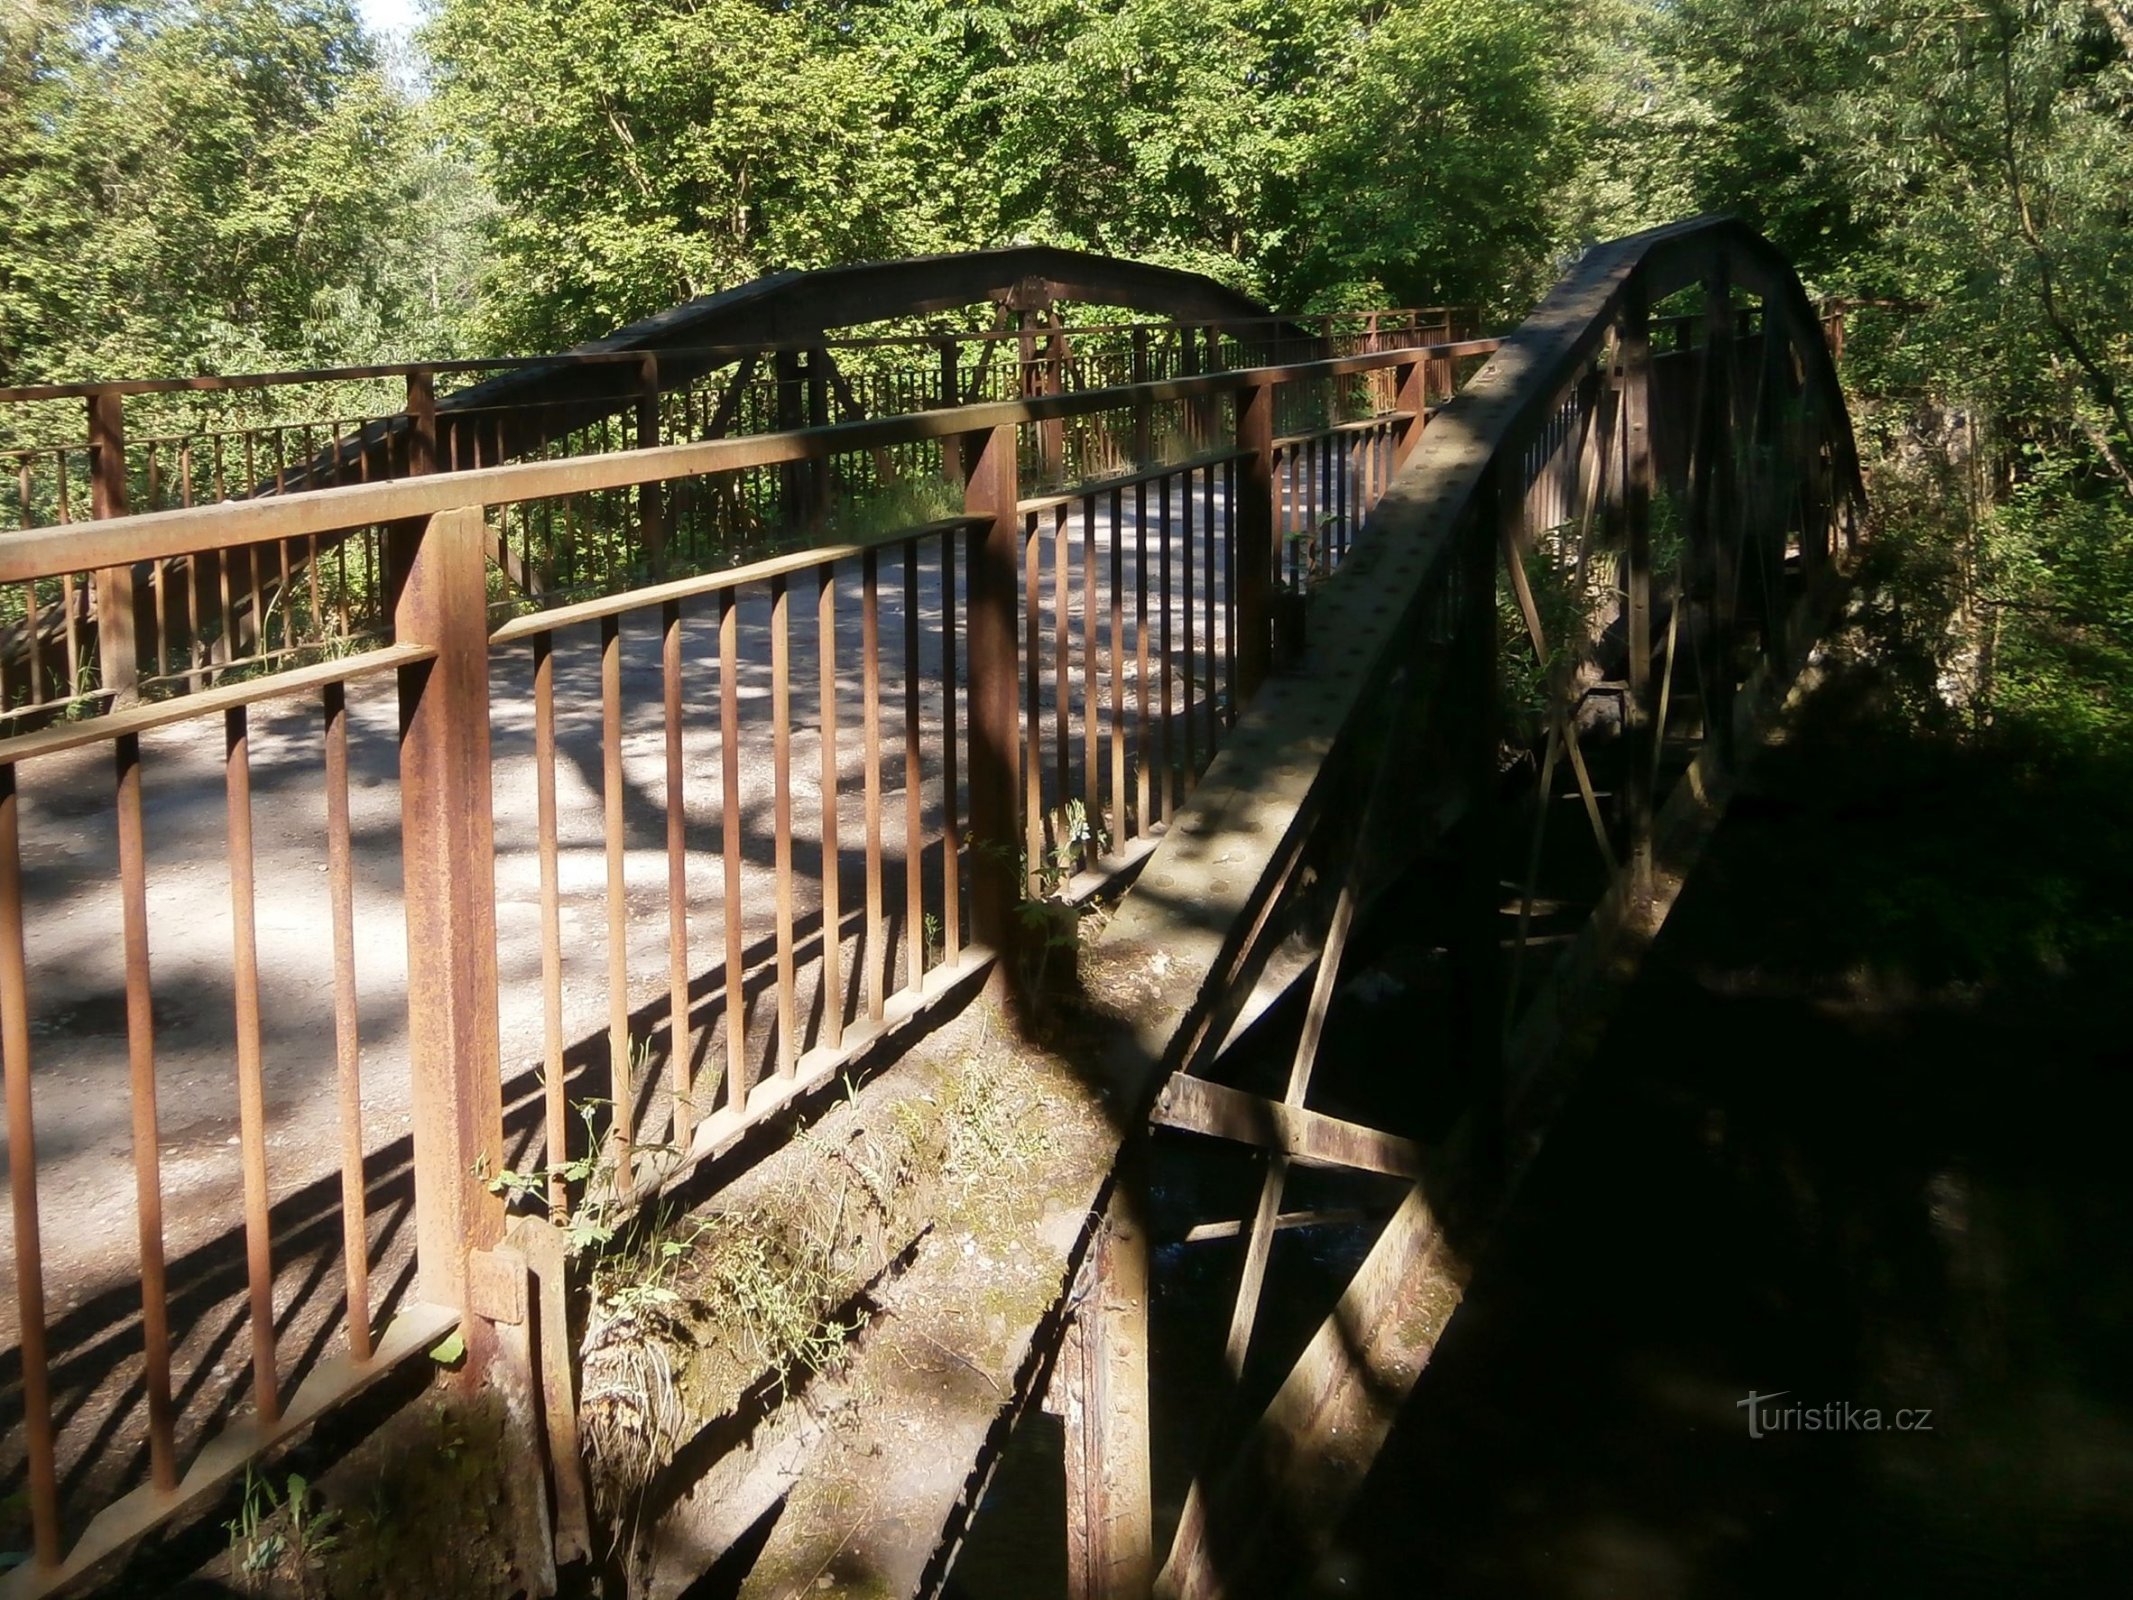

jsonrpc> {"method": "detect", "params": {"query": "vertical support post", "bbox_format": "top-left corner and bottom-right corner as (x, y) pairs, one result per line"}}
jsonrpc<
(1178, 322), (1203, 448)
(1458, 469), (1508, 1176)
(1703, 261), (1740, 765)
(406, 368), (438, 477)
(938, 338), (965, 485)
(386, 370), (439, 620)
(1234, 382), (1275, 700)
(1619, 282), (1656, 903)
(962, 424), (1022, 985)
(1040, 304), (1066, 483)
(395, 506), (507, 1326)
(89, 392), (140, 705)
(774, 345), (809, 529)
(1778, 305), (1832, 591)
(1392, 357), (1426, 472)
(806, 347), (833, 517)
(1197, 325), (1226, 451)
(1, 766), (61, 1570)
(1056, 1143), (1154, 1600)
(637, 354), (666, 576)
(1131, 325), (1153, 467)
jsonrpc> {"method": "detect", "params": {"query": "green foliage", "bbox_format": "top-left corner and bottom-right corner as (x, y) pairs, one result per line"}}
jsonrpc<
(225, 1466), (341, 1585)
(1291, 0), (1568, 312)
(420, 0), (1588, 341)
(425, 0), (956, 350)
(0, 0), (479, 385)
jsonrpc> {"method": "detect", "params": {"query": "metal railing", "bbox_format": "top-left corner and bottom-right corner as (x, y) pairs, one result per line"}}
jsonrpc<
(0, 325), (1488, 1591)
(1094, 219), (1864, 1592)
(0, 309), (1472, 732)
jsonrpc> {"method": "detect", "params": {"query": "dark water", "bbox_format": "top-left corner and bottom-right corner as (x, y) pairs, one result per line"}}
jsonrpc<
(957, 666), (2133, 1597)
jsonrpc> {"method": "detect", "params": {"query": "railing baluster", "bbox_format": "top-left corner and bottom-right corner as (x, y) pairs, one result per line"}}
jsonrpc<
(114, 731), (178, 1484)
(601, 613), (631, 1173)
(1081, 494), (1101, 867)
(1108, 486), (1126, 846)
(321, 684), (372, 1361)
(534, 633), (569, 1218)
(862, 546), (885, 1022)
(1052, 504), (1071, 815)
(1133, 478), (1151, 837)
(2, 762), (63, 1569)
(663, 598), (696, 1126)
(902, 542), (924, 989)
(772, 576), (798, 1072)
(818, 563), (844, 1050)
(1621, 283), (1656, 902)
(1182, 470), (1196, 791)
(1204, 461), (1220, 748)
(718, 587), (748, 1108)
(1159, 474), (1175, 821)
(939, 532), (961, 963)
(225, 702), (279, 1424)
(1022, 511), (1043, 894)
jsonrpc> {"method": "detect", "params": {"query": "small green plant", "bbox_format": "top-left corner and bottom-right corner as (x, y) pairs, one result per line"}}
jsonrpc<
(592, 1212), (709, 1322)
(225, 1466), (283, 1575)
(482, 1097), (623, 1250)
(224, 1467), (340, 1582)
(1280, 525), (1328, 593)
(284, 1473), (341, 1569)
(1037, 797), (1106, 894)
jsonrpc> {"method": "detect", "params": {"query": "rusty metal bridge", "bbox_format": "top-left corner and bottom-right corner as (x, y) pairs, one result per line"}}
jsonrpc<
(0, 216), (1860, 1597)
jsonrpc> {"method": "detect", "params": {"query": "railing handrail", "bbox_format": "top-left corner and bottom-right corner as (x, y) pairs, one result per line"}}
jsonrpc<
(0, 339), (1501, 584)
(0, 309), (1469, 408)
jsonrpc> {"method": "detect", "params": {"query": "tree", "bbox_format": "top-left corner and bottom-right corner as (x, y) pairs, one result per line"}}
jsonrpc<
(869, 0), (1577, 313)
(426, 0), (955, 351)
(1632, 0), (2133, 740)
(0, 0), (446, 385)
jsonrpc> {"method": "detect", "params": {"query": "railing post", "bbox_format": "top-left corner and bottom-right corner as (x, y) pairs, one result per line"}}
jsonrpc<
(806, 346), (833, 517)
(775, 344), (810, 528)
(1796, 317), (1833, 587)
(1130, 326), (1153, 467)
(406, 368), (438, 477)
(1392, 356), (1427, 472)
(1178, 322), (1203, 447)
(385, 369), (440, 619)
(88, 391), (141, 706)
(637, 353), (667, 575)
(395, 505), (507, 1329)
(1041, 306), (1067, 483)
(938, 338), (966, 485)
(1052, 1137), (1153, 1599)
(1702, 262), (1741, 765)
(1459, 466), (1509, 1176)
(962, 424), (1022, 985)
(1235, 381), (1275, 699)
(1620, 281), (1656, 903)
(1196, 325), (1225, 449)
